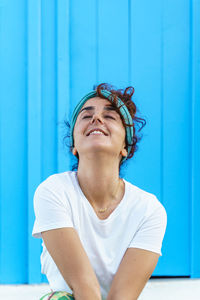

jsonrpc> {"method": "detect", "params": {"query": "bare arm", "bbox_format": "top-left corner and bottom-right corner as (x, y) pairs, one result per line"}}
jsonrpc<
(107, 248), (160, 300)
(41, 228), (101, 300)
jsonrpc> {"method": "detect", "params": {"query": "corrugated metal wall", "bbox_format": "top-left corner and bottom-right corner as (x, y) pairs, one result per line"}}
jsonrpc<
(0, 0), (199, 284)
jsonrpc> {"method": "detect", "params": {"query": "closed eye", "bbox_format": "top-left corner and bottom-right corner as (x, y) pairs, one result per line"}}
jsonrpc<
(105, 115), (115, 120)
(82, 115), (115, 120)
(82, 115), (92, 119)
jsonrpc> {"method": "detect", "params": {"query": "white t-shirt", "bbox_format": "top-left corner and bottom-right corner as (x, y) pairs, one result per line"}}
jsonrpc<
(32, 171), (167, 299)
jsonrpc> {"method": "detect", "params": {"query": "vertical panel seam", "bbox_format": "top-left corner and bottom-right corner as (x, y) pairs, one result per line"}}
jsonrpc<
(160, 0), (164, 206)
(69, 0), (72, 118)
(190, 0), (193, 277)
(27, 0), (42, 283)
(96, 0), (99, 84)
(55, 0), (58, 172)
(128, 0), (131, 84)
(25, 0), (28, 283)
(190, 0), (200, 278)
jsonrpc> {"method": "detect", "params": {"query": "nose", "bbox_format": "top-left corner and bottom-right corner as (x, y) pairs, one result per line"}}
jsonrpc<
(90, 112), (103, 124)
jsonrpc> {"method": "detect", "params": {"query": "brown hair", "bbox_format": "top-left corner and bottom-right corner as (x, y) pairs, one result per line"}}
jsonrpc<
(95, 83), (146, 160)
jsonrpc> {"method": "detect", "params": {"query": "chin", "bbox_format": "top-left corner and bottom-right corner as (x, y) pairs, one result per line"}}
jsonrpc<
(79, 145), (119, 158)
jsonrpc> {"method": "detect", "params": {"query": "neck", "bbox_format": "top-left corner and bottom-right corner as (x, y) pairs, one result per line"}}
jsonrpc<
(76, 156), (123, 208)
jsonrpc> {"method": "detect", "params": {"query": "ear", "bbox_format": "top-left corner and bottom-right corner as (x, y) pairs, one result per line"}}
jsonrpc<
(72, 147), (77, 156)
(120, 147), (128, 157)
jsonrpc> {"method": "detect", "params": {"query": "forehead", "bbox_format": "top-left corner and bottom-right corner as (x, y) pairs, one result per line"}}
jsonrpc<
(77, 96), (123, 120)
(81, 96), (111, 108)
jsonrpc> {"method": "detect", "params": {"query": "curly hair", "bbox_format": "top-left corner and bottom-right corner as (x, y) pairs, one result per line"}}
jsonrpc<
(62, 83), (146, 170)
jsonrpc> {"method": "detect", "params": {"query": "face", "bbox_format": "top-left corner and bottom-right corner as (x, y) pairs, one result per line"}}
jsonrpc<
(73, 97), (128, 162)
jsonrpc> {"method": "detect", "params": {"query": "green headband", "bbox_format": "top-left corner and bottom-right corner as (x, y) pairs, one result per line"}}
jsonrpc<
(70, 90), (133, 163)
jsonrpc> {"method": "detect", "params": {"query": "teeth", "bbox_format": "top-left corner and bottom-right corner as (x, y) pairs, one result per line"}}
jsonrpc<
(89, 130), (104, 135)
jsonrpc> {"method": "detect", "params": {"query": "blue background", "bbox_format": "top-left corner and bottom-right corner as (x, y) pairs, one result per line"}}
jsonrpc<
(0, 0), (200, 283)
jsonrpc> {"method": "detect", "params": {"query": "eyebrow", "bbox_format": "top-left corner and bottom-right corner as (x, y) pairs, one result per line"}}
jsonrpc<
(79, 105), (117, 114)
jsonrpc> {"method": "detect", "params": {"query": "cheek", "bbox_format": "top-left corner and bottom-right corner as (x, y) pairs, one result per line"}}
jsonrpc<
(118, 127), (126, 146)
(112, 125), (126, 144)
(73, 122), (84, 145)
(117, 125), (126, 139)
(73, 124), (79, 146)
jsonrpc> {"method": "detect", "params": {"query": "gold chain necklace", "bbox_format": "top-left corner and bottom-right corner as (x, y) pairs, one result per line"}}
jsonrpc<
(98, 207), (109, 213)
(95, 180), (122, 213)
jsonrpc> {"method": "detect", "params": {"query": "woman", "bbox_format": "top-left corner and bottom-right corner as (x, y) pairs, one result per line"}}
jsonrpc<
(32, 83), (167, 300)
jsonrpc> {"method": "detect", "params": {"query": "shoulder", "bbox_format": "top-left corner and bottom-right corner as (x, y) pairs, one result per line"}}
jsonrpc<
(125, 181), (167, 255)
(124, 180), (167, 219)
(35, 170), (76, 194)
(33, 171), (79, 215)
(32, 171), (75, 238)
(33, 171), (77, 208)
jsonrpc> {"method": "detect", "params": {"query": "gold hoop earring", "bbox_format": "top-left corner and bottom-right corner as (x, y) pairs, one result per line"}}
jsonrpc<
(72, 148), (77, 156)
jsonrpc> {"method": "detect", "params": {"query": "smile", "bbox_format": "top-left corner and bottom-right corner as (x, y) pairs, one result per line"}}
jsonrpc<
(87, 128), (108, 136)
(88, 130), (105, 136)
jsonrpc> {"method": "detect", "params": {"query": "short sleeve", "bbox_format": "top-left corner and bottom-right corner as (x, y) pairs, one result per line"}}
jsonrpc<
(128, 202), (167, 256)
(32, 181), (74, 239)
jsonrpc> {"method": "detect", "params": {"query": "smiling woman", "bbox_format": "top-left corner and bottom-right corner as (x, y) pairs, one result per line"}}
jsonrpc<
(32, 83), (167, 300)
(67, 83), (146, 167)
(72, 97), (128, 169)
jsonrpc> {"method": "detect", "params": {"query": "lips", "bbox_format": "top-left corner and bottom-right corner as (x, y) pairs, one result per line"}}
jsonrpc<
(86, 128), (108, 136)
